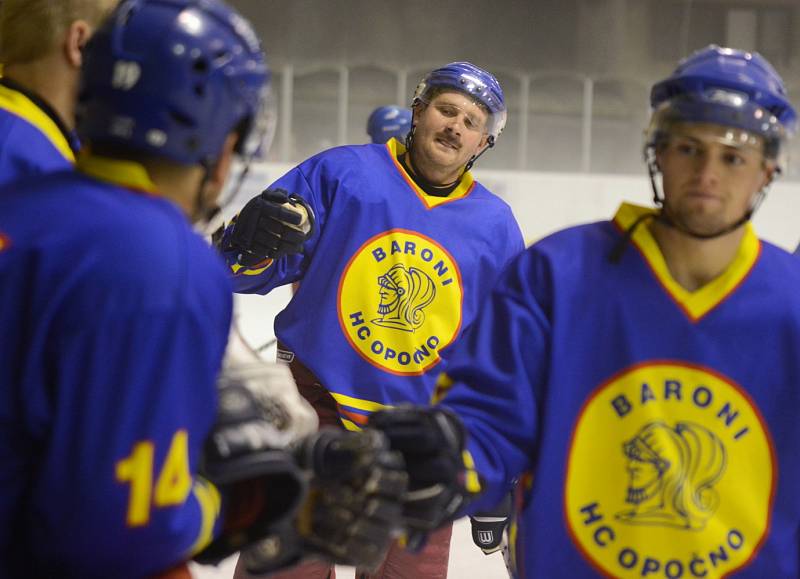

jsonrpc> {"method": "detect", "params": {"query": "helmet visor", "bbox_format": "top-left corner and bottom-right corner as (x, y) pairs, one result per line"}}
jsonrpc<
(646, 91), (789, 161)
(415, 87), (507, 143)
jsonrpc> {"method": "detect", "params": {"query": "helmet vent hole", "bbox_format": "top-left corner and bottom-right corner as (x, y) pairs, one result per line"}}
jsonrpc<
(169, 109), (194, 127)
(194, 84), (205, 97)
(193, 58), (209, 74)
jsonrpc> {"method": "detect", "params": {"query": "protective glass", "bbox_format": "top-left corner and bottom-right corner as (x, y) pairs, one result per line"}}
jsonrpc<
(430, 101), (488, 133)
(645, 92), (790, 170)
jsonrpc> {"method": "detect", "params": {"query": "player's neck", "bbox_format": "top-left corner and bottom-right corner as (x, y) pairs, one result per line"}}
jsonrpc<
(649, 220), (746, 292)
(399, 153), (458, 197)
(145, 162), (208, 219)
(4, 58), (78, 130)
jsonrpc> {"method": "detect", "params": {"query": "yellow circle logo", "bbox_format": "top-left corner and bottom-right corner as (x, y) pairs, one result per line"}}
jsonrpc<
(565, 362), (774, 578)
(337, 229), (463, 375)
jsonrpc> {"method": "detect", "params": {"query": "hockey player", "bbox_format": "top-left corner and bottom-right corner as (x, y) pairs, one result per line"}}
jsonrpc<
(224, 62), (524, 578)
(367, 105), (412, 144)
(0, 0), (116, 185)
(371, 45), (800, 578)
(0, 1), (405, 577)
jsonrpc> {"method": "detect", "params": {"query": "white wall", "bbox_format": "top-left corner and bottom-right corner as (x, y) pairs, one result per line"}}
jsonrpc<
(478, 168), (800, 250)
(225, 161), (800, 252)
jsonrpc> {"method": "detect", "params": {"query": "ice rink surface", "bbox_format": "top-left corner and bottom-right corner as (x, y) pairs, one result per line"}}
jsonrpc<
(191, 517), (509, 579)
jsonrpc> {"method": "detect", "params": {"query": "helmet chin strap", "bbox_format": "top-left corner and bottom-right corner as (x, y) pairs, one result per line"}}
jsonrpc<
(404, 122), (416, 152)
(463, 137), (494, 174)
(192, 160), (222, 237)
(645, 148), (769, 241)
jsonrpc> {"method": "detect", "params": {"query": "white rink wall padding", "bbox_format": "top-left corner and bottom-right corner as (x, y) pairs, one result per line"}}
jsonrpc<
(222, 161), (800, 253)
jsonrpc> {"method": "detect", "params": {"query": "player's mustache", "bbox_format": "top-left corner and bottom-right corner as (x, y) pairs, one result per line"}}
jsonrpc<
(436, 132), (461, 149)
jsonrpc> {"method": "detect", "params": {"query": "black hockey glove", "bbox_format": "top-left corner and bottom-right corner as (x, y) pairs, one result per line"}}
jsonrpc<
(368, 406), (483, 550)
(194, 369), (307, 565)
(227, 188), (315, 267)
(240, 428), (408, 574)
(470, 491), (512, 555)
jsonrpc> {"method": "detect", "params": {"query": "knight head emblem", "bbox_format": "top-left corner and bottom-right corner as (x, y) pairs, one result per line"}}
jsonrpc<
(372, 264), (436, 332)
(616, 421), (727, 530)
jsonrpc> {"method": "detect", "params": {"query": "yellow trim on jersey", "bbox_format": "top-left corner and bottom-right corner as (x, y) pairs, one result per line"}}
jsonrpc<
(431, 372), (454, 404)
(614, 202), (760, 322)
(76, 153), (158, 194)
(230, 260), (273, 276)
(341, 418), (362, 431)
(0, 83), (75, 163)
(385, 138), (476, 209)
(508, 517), (519, 575)
(329, 391), (393, 413)
(188, 477), (222, 556)
(462, 450), (482, 493)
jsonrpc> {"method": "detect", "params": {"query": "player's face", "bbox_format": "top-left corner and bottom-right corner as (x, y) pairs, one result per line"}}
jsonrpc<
(411, 91), (490, 183)
(657, 123), (774, 236)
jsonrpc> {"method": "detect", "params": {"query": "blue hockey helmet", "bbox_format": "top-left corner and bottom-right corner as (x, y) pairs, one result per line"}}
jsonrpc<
(367, 105), (412, 144)
(412, 62), (507, 145)
(646, 45), (796, 169)
(78, 0), (271, 166)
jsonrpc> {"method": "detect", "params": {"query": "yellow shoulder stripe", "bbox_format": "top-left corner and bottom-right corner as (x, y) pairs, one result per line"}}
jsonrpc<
(76, 154), (158, 194)
(0, 84), (75, 163)
(329, 391), (393, 413)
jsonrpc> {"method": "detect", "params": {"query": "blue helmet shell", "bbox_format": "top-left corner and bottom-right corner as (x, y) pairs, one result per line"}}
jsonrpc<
(412, 61), (507, 143)
(367, 105), (412, 144)
(648, 45), (796, 161)
(78, 0), (270, 165)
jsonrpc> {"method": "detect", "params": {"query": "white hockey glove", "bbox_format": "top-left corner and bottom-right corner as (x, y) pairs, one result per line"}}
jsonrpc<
(194, 331), (318, 564)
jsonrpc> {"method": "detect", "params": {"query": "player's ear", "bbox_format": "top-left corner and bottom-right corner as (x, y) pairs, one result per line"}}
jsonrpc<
(411, 102), (424, 125)
(64, 20), (92, 68)
(477, 133), (490, 152)
(760, 160), (777, 191)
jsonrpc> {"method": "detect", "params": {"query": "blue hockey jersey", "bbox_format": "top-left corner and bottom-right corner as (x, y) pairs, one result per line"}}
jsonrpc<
(226, 139), (523, 428)
(439, 202), (800, 578)
(0, 155), (232, 578)
(0, 79), (77, 186)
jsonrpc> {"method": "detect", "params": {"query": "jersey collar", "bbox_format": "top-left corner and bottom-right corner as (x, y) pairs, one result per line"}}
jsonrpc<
(613, 202), (761, 322)
(385, 138), (475, 209)
(76, 153), (159, 195)
(0, 79), (77, 163)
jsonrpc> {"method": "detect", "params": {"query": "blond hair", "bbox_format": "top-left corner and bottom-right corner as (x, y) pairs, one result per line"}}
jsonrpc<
(0, 0), (116, 65)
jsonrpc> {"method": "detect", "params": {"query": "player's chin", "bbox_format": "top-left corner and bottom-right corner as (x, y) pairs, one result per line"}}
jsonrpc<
(428, 141), (458, 159)
(678, 213), (732, 236)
